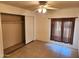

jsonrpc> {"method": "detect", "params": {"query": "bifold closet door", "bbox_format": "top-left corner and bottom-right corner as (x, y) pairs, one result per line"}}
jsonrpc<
(1, 14), (25, 49)
(25, 16), (34, 44)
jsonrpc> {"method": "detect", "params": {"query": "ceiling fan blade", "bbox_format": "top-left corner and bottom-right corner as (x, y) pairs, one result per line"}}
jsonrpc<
(43, 4), (57, 10)
(45, 6), (57, 10)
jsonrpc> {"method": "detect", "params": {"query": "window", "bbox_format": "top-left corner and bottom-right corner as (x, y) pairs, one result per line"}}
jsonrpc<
(50, 18), (75, 44)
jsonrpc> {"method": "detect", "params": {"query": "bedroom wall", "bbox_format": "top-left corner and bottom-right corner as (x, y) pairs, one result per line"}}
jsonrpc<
(0, 14), (4, 58)
(36, 8), (79, 50)
(78, 40), (79, 56)
(0, 3), (36, 57)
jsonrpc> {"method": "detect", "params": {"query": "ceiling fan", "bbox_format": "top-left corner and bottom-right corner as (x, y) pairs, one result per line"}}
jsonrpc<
(35, 1), (57, 13)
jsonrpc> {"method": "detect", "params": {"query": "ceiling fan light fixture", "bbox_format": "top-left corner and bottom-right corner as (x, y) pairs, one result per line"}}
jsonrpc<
(38, 7), (47, 13)
(38, 8), (42, 13)
(42, 8), (47, 13)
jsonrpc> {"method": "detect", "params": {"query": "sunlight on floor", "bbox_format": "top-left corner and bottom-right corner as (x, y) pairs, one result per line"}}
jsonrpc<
(45, 43), (72, 57)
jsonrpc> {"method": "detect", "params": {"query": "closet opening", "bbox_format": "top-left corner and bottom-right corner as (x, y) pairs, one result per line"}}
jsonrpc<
(1, 13), (25, 55)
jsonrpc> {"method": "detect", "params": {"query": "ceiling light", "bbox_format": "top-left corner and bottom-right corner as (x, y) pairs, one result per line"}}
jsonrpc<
(38, 8), (42, 13)
(38, 7), (47, 13)
(42, 8), (47, 13)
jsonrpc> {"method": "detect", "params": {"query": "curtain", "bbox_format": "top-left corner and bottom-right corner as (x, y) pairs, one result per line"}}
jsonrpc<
(51, 18), (75, 44)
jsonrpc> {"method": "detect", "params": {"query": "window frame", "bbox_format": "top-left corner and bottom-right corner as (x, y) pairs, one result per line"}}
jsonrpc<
(50, 18), (75, 44)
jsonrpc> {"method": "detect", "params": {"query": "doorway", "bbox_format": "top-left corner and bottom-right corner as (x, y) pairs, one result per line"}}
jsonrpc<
(1, 13), (25, 55)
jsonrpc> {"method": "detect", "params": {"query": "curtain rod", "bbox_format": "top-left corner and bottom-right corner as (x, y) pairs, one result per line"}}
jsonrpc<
(48, 17), (78, 19)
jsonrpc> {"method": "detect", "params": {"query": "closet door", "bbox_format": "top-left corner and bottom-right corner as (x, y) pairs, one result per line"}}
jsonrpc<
(25, 16), (34, 44)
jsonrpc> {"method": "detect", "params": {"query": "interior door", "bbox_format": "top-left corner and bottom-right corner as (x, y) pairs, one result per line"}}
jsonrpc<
(25, 16), (34, 44)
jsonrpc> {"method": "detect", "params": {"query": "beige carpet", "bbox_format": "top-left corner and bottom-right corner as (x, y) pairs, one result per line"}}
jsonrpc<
(4, 40), (78, 58)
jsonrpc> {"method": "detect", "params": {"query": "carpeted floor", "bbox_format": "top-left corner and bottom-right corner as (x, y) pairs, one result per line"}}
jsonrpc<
(4, 40), (78, 58)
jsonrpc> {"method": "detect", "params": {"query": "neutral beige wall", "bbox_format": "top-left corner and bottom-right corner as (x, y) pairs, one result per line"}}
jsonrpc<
(78, 40), (79, 56)
(0, 3), (34, 16)
(0, 3), (36, 57)
(0, 14), (4, 57)
(25, 16), (34, 44)
(36, 14), (50, 41)
(36, 8), (79, 49)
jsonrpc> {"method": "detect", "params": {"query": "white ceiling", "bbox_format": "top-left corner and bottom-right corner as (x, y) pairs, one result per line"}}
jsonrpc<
(0, 1), (79, 11)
